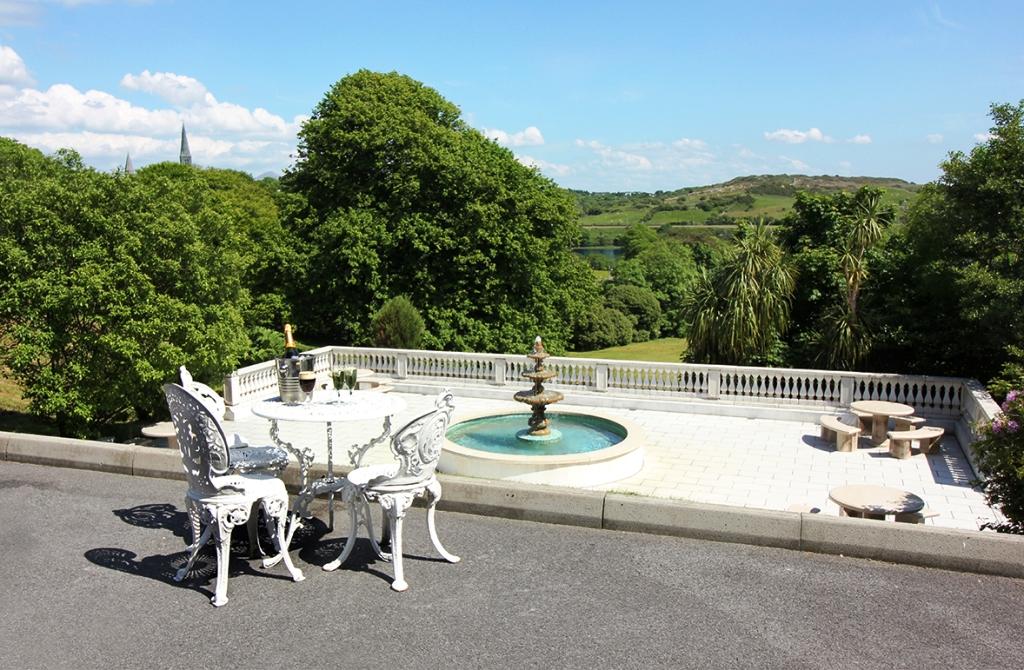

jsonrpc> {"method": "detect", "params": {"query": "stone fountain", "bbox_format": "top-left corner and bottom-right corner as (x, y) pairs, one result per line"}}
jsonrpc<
(439, 335), (645, 486)
(513, 336), (565, 439)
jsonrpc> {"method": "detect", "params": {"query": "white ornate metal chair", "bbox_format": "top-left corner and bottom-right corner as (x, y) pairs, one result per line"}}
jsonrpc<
(324, 389), (459, 591)
(179, 366), (290, 476)
(163, 383), (304, 606)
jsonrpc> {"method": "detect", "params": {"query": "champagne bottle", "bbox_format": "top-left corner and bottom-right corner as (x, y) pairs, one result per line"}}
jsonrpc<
(283, 324), (299, 358)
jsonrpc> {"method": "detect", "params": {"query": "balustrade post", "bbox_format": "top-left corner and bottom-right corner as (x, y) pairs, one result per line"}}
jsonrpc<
(222, 372), (241, 420)
(493, 357), (507, 386)
(396, 353), (408, 380)
(840, 376), (854, 405)
(707, 370), (720, 399)
(596, 363), (608, 392)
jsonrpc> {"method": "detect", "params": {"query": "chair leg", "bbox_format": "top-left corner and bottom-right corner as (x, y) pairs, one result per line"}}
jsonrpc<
(388, 506), (408, 592)
(262, 497), (304, 582)
(175, 524), (213, 582)
(323, 496), (361, 572)
(425, 480), (459, 563)
(185, 496), (202, 547)
(210, 516), (234, 607)
(246, 502), (261, 559)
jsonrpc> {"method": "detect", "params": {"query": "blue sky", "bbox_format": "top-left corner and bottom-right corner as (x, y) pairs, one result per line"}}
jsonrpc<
(0, 1), (1020, 191)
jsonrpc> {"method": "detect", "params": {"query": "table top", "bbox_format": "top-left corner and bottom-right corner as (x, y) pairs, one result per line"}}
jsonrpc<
(829, 484), (925, 515)
(850, 400), (915, 416)
(252, 391), (407, 424)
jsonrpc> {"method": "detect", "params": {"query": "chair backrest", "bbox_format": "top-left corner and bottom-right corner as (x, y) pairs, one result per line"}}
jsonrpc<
(179, 365), (226, 419)
(385, 389), (455, 487)
(163, 383), (231, 496)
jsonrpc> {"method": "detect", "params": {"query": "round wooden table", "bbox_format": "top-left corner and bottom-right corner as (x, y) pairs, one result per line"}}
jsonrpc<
(850, 400), (915, 445)
(829, 484), (925, 521)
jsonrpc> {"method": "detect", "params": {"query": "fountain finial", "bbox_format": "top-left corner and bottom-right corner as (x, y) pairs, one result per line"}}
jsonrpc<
(514, 334), (564, 438)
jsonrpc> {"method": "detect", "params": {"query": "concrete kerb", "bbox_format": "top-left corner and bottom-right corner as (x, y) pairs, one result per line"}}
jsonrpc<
(2, 430), (1021, 579)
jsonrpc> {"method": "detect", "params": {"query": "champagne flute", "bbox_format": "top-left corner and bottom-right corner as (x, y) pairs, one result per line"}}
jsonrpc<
(345, 367), (358, 394)
(298, 370), (317, 403)
(331, 367), (347, 400)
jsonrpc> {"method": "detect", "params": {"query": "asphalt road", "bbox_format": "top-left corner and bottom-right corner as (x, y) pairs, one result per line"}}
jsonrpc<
(2, 460), (1023, 669)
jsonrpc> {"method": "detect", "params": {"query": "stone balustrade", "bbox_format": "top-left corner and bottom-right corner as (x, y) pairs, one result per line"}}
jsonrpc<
(224, 346), (989, 418)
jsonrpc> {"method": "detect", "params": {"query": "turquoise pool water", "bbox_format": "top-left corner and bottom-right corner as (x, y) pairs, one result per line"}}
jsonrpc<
(446, 413), (626, 456)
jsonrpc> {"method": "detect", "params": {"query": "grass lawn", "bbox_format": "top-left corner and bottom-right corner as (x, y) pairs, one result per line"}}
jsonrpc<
(0, 370), (59, 434)
(567, 337), (687, 363)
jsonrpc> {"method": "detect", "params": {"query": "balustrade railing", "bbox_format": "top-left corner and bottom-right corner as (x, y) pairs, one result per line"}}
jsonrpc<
(224, 345), (980, 421)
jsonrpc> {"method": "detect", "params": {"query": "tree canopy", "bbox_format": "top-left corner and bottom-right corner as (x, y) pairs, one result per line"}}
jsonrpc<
(0, 139), (283, 435)
(283, 70), (597, 353)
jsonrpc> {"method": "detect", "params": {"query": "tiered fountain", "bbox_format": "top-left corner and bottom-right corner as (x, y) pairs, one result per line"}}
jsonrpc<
(512, 337), (564, 439)
(440, 336), (645, 486)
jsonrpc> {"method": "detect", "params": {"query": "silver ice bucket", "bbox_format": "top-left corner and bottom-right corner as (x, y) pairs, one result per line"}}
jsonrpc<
(277, 356), (313, 403)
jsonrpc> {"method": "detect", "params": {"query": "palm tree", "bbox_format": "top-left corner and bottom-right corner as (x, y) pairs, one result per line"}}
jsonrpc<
(822, 191), (891, 368)
(684, 221), (795, 365)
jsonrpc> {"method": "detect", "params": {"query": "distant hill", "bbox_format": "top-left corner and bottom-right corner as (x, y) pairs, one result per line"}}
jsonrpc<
(573, 174), (921, 236)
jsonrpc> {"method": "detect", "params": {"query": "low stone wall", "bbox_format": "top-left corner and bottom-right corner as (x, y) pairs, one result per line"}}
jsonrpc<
(3, 430), (1021, 579)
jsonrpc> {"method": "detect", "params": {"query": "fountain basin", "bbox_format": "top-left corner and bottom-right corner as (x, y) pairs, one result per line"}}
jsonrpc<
(440, 410), (644, 487)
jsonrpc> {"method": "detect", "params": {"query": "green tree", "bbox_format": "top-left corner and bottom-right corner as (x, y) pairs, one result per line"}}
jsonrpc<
(283, 70), (597, 353)
(780, 187), (893, 369)
(882, 101), (1024, 381)
(603, 283), (662, 341)
(0, 140), (252, 436)
(573, 306), (634, 350)
(611, 238), (698, 337)
(371, 295), (425, 349)
(683, 221), (795, 365)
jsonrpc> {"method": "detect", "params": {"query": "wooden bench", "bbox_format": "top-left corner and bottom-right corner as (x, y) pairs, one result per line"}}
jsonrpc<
(819, 413), (862, 452)
(887, 426), (944, 459)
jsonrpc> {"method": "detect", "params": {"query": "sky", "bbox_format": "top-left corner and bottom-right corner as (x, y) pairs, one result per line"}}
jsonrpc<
(0, 0), (1021, 192)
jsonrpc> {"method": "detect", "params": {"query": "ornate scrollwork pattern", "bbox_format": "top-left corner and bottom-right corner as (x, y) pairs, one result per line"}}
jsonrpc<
(387, 390), (454, 487)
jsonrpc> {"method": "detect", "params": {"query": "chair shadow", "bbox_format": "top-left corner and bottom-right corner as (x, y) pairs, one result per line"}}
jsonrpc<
(86, 502), (312, 600)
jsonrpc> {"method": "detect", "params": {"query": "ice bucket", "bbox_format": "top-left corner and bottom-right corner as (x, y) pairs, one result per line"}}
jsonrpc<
(277, 356), (313, 403)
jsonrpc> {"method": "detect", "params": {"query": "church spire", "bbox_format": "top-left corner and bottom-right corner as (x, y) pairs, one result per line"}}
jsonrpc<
(179, 124), (192, 166)
(124, 152), (134, 175)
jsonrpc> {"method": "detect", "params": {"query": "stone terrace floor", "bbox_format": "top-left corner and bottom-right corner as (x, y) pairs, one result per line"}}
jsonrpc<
(226, 390), (999, 532)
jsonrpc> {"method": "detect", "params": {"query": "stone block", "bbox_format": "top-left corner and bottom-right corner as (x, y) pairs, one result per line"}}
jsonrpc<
(5, 432), (135, 475)
(603, 493), (802, 550)
(800, 513), (1024, 578)
(131, 446), (185, 481)
(436, 473), (605, 528)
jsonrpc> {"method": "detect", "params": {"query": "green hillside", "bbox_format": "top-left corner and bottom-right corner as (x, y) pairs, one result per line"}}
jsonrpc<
(574, 174), (921, 233)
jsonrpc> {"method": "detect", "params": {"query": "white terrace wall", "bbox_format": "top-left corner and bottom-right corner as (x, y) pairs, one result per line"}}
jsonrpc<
(222, 345), (1003, 471)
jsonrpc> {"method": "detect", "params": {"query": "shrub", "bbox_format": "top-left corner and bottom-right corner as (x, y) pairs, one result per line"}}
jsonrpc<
(573, 306), (634, 350)
(371, 296), (425, 349)
(603, 283), (662, 341)
(971, 390), (1024, 533)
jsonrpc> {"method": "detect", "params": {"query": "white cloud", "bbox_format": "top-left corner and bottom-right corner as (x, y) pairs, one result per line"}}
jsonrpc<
(926, 133), (944, 144)
(672, 137), (708, 150)
(848, 134), (872, 144)
(764, 127), (832, 144)
(121, 70), (211, 107)
(974, 132), (993, 142)
(575, 138), (652, 170)
(0, 44), (33, 86)
(779, 155), (809, 171)
(484, 125), (544, 147)
(0, 45), (303, 174)
(516, 154), (570, 177)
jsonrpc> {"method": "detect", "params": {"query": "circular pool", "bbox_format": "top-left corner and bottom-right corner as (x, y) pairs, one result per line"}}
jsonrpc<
(440, 410), (644, 487)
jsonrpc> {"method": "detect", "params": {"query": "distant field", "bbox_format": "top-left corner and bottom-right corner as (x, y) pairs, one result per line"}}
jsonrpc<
(578, 178), (920, 231)
(0, 370), (27, 412)
(567, 337), (687, 363)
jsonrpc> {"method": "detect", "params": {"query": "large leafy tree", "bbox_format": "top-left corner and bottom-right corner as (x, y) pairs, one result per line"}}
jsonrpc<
(0, 140), (257, 435)
(683, 221), (794, 365)
(879, 101), (1024, 381)
(282, 70), (597, 353)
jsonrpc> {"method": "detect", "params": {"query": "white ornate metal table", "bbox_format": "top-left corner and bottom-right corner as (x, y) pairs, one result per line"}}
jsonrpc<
(251, 390), (407, 537)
